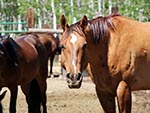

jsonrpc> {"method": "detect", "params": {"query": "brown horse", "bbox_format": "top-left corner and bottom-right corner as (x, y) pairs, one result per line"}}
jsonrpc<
(0, 34), (48, 113)
(23, 32), (60, 77)
(32, 32), (60, 77)
(60, 14), (150, 113)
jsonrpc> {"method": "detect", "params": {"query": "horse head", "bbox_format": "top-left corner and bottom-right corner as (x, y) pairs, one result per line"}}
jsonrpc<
(60, 15), (88, 88)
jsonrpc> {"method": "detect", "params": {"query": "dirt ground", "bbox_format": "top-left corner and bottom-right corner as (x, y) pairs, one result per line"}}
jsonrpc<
(1, 75), (150, 113)
(1, 58), (150, 113)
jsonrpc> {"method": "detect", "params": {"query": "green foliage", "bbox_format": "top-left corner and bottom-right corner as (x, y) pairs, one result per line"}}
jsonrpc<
(119, 0), (150, 21)
(1, 0), (150, 28)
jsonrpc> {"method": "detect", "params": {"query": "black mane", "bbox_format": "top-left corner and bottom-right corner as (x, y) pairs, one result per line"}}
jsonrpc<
(3, 37), (20, 67)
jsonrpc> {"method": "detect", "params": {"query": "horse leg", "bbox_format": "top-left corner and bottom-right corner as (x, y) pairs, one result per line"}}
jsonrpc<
(116, 81), (131, 113)
(8, 86), (18, 113)
(37, 78), (47, 113)
(21, 84), (31, 113)
(96, 86), (116, 113)
(38, 56), (48, 113)
(49, 54), (55, 77)
(36, 54), (48, 113)
(21, 83), (41, 113)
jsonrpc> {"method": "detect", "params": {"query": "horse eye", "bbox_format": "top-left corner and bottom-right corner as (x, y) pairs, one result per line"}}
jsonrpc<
(61, 45), (65, 49)
(82, 43), (87, 49)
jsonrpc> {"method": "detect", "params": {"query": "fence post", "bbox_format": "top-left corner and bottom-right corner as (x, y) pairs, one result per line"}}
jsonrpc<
(26, 8), (34, 28)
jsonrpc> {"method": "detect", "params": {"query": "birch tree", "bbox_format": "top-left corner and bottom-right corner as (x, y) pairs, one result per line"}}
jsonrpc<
(1, 0), (150, 31)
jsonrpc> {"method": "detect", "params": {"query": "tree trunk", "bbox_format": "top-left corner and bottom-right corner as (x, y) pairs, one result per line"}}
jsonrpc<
(51, 0), (56, 29)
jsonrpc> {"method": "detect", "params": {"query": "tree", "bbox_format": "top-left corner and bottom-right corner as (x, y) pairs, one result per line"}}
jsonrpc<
(0, 0), (150, 31)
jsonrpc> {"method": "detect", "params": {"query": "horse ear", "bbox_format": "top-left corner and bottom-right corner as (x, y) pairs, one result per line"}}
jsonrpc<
(60, 15), (69, 31)
(79, 15), (88, 29)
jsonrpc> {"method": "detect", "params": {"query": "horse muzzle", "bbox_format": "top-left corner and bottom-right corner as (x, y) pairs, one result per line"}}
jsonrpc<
(66, 72), (83, 89)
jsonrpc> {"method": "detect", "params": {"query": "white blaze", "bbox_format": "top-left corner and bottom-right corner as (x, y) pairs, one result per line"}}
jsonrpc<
(72, 60), (77, 73)
(70, 33), (77, 73)
(70, 34), (77, 44)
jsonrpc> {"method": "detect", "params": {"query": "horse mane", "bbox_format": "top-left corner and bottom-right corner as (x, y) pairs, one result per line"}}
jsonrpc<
(88, 14), (120, 43)
(64, 14), (120, 44)
(3, 36), (20, 67)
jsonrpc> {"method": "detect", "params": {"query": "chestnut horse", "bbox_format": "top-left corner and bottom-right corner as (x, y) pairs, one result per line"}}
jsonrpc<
(24, 32), (61, 77)
(60, 14), (150, 113)
(0, 34), (48, 113)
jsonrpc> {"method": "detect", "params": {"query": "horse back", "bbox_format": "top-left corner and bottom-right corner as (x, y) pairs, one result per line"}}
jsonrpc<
(15, 35), (47, 83)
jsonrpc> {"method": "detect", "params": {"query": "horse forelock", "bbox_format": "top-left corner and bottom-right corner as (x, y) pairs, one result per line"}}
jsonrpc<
(63, 22), (86, 40)
(88, 14), (118, 43)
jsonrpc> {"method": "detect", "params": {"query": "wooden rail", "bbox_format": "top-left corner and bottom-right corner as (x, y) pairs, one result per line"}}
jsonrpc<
(28, 28), (63, 34)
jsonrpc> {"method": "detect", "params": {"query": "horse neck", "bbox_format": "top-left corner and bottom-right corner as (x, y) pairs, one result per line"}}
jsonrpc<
(85, 26), (110, 67)
(87, 39), (108, 70)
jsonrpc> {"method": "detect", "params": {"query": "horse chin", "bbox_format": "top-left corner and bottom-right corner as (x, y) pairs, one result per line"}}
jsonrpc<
(66, 73), (83, 89)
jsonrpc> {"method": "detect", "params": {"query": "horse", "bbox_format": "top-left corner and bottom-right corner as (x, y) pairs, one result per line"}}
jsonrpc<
(0, 34), (48, 113)
(60, 14), (150, 113)
(23, 32), (61, 77)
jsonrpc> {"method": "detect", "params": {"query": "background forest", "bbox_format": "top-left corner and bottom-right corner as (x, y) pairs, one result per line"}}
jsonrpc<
(0, 0), (150, 30)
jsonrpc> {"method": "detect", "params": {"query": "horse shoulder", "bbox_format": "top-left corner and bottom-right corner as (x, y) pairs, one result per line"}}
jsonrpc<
(108, 26), (150, 90)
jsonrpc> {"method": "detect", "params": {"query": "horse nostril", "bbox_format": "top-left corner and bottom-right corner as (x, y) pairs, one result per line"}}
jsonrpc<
(66, 73), (70, 79)
(77, 73), (82, 80)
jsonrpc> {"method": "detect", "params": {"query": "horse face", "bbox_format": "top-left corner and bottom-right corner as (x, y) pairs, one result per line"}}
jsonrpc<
(61, 28), (87, 88)
(60, 15), (88, 88)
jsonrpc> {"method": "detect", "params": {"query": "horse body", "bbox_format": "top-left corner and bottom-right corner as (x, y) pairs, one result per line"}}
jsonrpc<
(16, 36), (39, 83)
(60, 14), (150, 113)
(24, 32), (60, 76)
(108, 16), (150, 91)
(0, 34), (48, 113)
